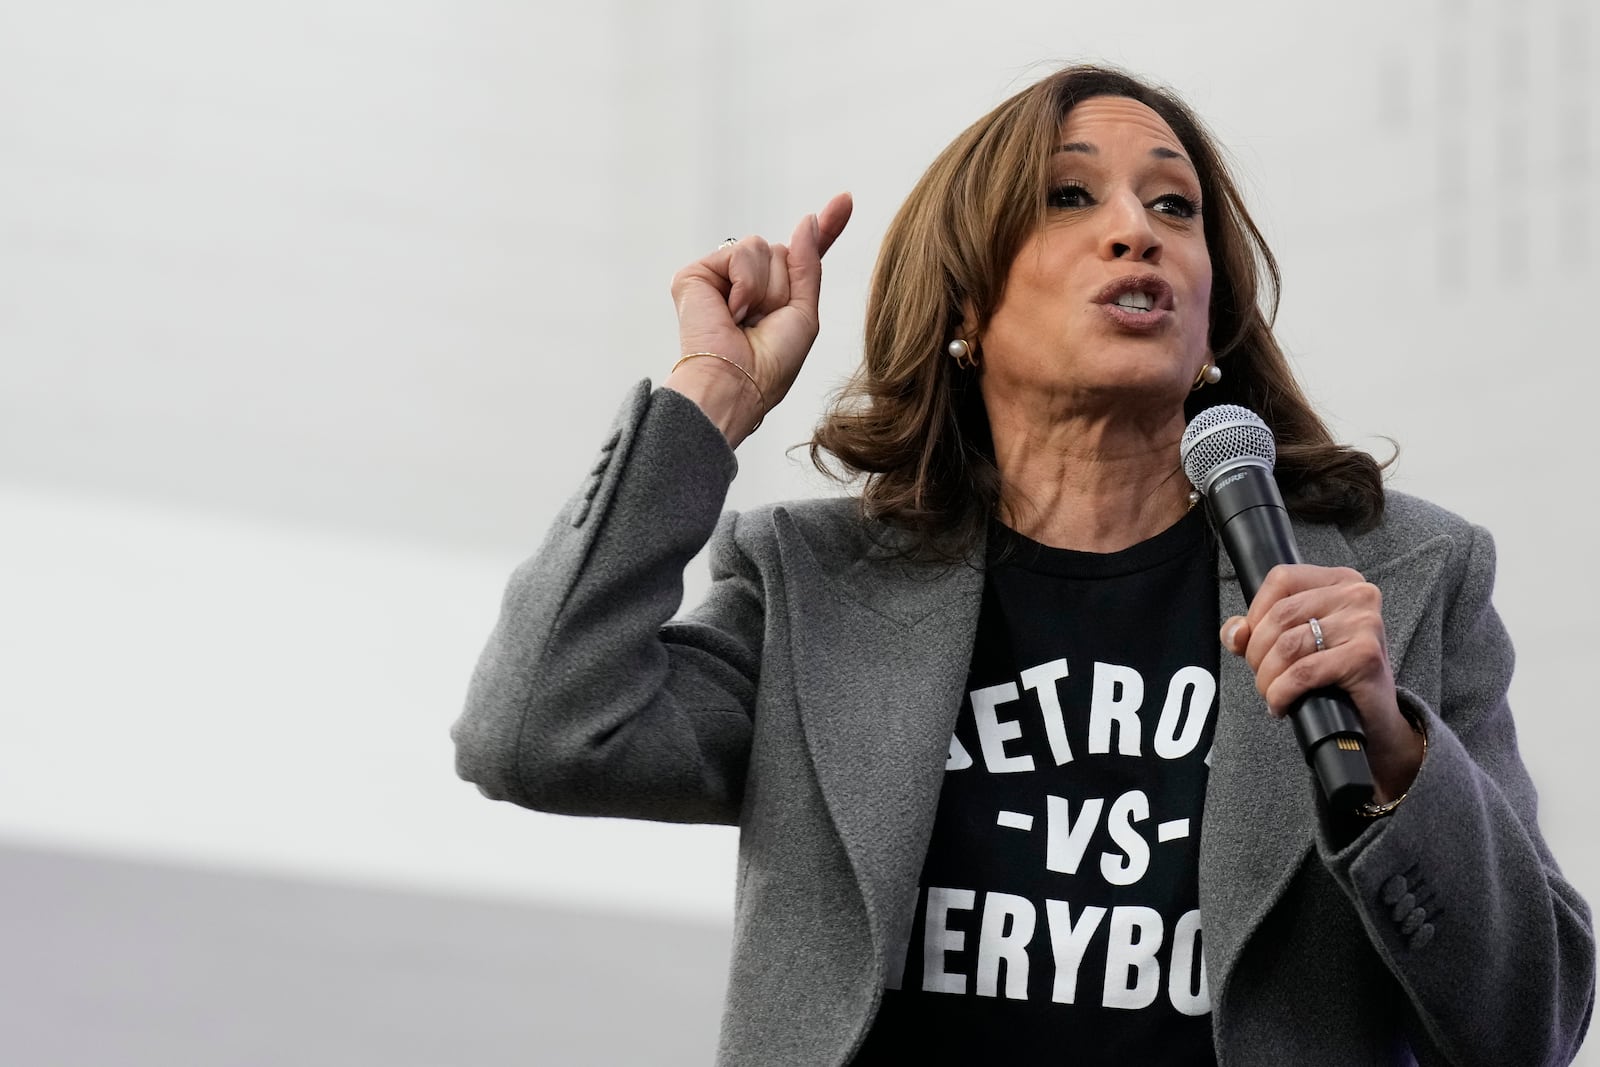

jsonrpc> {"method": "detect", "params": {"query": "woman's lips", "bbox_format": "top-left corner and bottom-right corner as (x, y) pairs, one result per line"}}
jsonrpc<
(1092, 273), (1176, 333)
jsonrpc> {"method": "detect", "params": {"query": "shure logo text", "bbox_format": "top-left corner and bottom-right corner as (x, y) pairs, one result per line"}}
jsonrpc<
(1216, 471), (1249, 491)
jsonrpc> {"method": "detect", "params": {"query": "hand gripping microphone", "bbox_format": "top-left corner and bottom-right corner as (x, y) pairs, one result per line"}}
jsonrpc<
(1180, 405), (1375, 812)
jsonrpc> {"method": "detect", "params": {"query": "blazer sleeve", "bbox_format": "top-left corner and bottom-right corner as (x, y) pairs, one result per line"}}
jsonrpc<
(1317, 522), (1596, 1066)
(450, 381), (764, 826)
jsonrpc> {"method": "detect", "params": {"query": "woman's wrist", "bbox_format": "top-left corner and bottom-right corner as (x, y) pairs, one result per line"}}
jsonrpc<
(664, 358), (764, 447)
(1365, 709), (1427, 806)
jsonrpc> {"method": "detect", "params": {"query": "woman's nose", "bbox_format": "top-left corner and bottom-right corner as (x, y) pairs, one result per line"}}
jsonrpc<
(1101, 194), (1161, 263)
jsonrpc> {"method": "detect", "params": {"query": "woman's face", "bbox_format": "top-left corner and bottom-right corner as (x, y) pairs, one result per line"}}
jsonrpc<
(977, 95), (1213, 419)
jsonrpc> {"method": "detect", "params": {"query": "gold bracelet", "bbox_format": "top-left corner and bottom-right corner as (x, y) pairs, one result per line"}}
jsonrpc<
(671, 352), (766, 433)
(1357, 715), (1429, 818)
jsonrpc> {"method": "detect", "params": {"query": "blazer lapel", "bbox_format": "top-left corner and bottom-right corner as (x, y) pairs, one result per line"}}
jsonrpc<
(773, 507), (984, 980)
(1199, 525), (1338, 1005)
(1363, 532), (1454, 700)
(1200, 515), (1453, 1003)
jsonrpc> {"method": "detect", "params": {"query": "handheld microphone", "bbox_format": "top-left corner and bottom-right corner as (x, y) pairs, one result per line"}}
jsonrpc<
(1180, 405), (1375, 812)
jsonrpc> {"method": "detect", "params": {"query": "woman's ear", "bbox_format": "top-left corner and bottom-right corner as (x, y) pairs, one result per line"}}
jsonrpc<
(954, 298), (980, 345)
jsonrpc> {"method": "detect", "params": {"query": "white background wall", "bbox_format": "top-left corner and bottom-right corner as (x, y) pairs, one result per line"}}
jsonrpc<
(2, 0), (1595, 1056)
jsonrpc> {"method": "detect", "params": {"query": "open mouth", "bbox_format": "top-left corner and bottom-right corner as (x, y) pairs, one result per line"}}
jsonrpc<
(1094, 274), (1174, 313)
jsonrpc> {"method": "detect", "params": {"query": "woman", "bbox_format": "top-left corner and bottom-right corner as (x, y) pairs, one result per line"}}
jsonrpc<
(452, 66), (1594, 1064)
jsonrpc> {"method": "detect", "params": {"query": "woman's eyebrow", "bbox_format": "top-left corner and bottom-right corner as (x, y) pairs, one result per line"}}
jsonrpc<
(1053, 141), (1193, 169)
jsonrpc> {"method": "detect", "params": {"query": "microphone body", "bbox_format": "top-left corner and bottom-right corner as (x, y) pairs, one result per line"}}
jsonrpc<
(1185, 410), (1376, 812)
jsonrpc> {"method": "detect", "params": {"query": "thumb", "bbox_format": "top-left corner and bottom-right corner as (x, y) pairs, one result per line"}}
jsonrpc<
(787, 212), (823, 320)
(788, 191), (853, 319)
(815, 190), (853, 256)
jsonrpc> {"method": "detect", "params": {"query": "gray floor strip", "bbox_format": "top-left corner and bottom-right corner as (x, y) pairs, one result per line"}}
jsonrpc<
(0, 843), (732, 1066)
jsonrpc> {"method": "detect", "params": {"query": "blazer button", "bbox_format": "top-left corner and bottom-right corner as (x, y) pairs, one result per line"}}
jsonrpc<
(1390, 894), (1416, 923)
(570, 477), (599, 526)
(1409, 923), (1436, 950)
(1381, 875), (1409, 906)
(1400, 907), (1428, 936)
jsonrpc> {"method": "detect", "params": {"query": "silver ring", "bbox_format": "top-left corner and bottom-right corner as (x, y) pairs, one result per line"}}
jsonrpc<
(718, 237), (738, 248)
(1308, 617), (1326, 653)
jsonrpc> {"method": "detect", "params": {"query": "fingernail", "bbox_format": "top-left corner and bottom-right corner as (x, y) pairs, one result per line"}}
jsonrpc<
(811, 214), (820, 240)
(1223, 623), (1240, 651)
(732, 304), (749, 323)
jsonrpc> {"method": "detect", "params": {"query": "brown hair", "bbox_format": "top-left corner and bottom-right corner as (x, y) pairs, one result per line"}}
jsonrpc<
(810, 64), (1386, 560)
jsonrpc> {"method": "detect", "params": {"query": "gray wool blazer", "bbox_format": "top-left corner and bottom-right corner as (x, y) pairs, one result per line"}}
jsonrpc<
(453, 382), (1596, 1066)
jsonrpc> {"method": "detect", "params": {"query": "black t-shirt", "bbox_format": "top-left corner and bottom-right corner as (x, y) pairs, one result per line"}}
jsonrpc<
(855, 508), (1221, 1065)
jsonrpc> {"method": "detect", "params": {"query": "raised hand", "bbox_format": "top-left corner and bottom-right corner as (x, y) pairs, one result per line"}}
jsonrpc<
(666, 192), (853, 445)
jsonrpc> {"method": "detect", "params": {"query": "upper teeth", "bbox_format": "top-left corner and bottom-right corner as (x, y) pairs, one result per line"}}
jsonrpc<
(1114, 291), (1155, 311)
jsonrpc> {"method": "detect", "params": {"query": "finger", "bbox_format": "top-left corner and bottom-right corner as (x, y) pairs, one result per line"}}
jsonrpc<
(1248, 578), (1381, 672)
(1255, 600), (1390, 714)
(1252, 616), (1327, 713)
(1242, 585), (1322, 668)
(1220, 616), (1248, 655)
(759, 242), (791, 316)
(1261, 630), (1389, 718)
(739, 245), (789, 328)
(724, 235), (772, 325)
(815, 191), (853, 257)
(1241, 565), (1368, 667)
(671, 265), (738, 339)
(1246, 564), (1364, 628)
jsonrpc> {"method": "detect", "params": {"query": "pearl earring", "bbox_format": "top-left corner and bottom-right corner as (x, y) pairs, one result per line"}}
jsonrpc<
(1192, 360), (1222, 391)
(948, 338), (977, 369)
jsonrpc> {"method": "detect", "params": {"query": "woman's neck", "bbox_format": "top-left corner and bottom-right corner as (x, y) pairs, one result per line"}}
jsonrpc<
(988, 402), (1192, 553)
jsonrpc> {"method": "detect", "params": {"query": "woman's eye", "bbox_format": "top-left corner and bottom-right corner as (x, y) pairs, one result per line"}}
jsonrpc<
(1048, 184), (1199, 218)
(1153, 193), (1201, 219)
(1047, 183), (1092, 208)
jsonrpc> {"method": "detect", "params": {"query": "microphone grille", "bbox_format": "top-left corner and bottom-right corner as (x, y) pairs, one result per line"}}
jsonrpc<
(1180, 404), (1277, 489)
